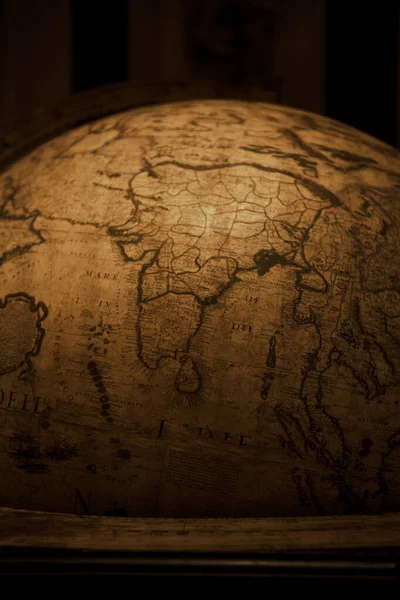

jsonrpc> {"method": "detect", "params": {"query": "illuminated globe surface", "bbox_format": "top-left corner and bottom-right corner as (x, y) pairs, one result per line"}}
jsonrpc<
(1, 99), (400, 517)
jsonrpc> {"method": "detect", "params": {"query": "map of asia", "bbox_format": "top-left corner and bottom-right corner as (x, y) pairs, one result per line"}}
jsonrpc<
(1, 100), (400, 517)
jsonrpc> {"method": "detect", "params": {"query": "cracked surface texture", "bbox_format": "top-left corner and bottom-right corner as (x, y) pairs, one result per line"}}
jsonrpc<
(1, 99), (400, 517)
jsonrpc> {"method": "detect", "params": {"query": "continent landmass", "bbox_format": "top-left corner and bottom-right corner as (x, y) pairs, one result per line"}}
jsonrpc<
(0, 292), (48, 378)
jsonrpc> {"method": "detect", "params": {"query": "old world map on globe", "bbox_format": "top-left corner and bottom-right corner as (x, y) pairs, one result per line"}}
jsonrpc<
(1, 99), (400, 518)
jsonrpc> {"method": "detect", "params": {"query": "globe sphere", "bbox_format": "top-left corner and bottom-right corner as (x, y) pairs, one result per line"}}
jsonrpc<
(1, 99), (400, 517)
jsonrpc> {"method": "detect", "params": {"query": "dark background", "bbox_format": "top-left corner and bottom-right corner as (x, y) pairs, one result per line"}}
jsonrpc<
(0, 0), (399, 147)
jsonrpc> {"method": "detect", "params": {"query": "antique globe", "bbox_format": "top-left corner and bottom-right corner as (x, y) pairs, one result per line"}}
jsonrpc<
(1, 99), (400, 518)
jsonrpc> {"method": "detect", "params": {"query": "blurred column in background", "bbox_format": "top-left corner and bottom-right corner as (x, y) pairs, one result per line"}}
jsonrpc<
(0, 0), (71, 129)
(275, 0), (325, 114)
(129, 0), (188, 85)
